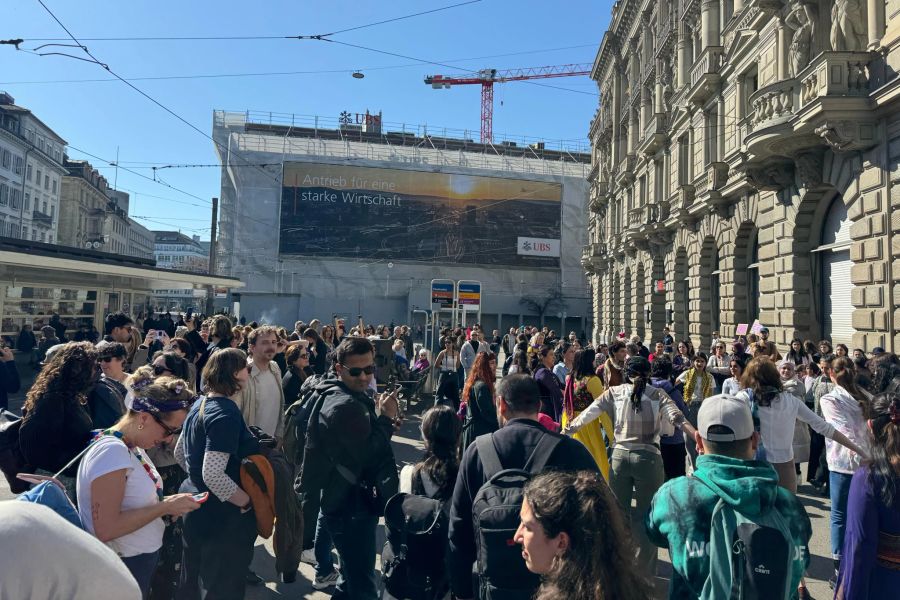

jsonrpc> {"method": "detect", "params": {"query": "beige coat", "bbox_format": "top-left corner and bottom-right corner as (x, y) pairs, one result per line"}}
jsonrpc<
(234, 360), (285, 438)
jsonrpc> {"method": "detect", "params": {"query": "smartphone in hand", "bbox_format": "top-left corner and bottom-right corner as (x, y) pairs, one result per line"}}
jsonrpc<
(191, 492), (209, 503)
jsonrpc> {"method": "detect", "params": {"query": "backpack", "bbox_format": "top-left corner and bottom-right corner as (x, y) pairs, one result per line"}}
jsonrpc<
(471, 433), (561, 600)
(381, 471), (450, 600)
(695, 478), (796, 600)
(294, 380), (342, 498)
(0, 410), (32, 494)
(281, 374), (323, 466)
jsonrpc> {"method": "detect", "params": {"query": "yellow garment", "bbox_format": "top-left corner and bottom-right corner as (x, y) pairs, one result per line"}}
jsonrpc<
(562, 375), (615, 481)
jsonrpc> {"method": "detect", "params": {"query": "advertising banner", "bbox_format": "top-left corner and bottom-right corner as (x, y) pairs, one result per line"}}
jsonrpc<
(280, 163), (562, 267)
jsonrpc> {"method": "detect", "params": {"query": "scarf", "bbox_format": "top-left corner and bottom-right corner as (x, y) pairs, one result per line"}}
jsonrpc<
(684, 367), (713, 404)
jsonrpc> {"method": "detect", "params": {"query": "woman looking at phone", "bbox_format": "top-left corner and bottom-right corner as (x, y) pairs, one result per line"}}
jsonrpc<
(175, 348), (260, 600)
(75, 369), (199, 598)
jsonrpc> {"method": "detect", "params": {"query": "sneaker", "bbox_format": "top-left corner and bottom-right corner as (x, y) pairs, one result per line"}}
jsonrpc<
(300, 549), (316, 565)
(312, 571), (339, 590)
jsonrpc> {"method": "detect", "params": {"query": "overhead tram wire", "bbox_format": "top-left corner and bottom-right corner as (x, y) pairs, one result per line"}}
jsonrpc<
(0, 43), (599, 85)
(23, 0), (482, 42)
(27, 0), (484, 194)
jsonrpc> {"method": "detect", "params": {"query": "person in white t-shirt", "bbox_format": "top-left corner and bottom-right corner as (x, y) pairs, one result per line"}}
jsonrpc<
(77, 368), (200, 597)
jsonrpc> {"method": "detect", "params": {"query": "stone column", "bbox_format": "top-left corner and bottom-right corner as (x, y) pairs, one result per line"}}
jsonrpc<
(868, 0), (885, 48)
(734, 0), (743, 11)
(701, 0), (721, 48)
(717, 94), (726, 162)
(612, 66), (622, 164)
(641, 86), (652, 133)
(735, 75), (744, 121)
(777, 18), (789, 80)
(628, 108), (638, 154)
(655, 67), (665, 114)
(677, 24), (691, 87)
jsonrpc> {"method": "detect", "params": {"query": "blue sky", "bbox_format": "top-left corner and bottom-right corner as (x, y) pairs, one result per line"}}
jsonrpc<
(2, 0), (610, 239)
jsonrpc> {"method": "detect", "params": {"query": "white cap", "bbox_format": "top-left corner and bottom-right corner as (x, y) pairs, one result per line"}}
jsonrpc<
(698, 394), (755, 442)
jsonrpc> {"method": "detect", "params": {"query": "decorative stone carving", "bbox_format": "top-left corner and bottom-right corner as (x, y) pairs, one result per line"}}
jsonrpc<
(708, 162), (730, 191)
(741, 158), (795, 191)
(815, 120), (877, 152)
(830, 0), (867, 51)
(785, 1), (816, 77)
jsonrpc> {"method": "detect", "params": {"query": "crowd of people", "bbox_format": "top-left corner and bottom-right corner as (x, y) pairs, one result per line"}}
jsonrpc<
(1, 312), (899, 600)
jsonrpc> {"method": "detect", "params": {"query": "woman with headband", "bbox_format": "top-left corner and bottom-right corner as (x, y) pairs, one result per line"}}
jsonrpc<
(75, 369), (200, 598)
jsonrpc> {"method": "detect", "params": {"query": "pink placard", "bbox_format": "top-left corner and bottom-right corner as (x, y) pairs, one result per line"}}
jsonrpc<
(750, 320), (763, 334)
(735, 323), (748, 335)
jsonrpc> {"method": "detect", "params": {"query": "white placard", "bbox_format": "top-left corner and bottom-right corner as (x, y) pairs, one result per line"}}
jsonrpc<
(516, 237), (560, 257)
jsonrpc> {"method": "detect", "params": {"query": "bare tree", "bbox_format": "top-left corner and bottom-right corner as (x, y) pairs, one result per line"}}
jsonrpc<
(519, 288), (567, 323)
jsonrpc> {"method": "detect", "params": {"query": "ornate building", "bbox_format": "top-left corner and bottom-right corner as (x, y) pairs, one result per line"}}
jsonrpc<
(584, 0), (900, 352)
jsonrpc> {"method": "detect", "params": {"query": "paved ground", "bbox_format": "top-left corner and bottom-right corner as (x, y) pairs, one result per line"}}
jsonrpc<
(2, 361), (835, 599)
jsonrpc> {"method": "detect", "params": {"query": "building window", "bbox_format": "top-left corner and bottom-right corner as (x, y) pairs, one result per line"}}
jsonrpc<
(44, 175), (49, 190)
(678, 135), (690, 185)
(50, 204), (55, 218)
(31, 228), (36, 241)
(42, 201), (47, 213)
(35, 169), (42, 185)
(10, 189), (19, 209)
(26, 164), (32, 181)
(0, 184), (7, 206)
(0, 150), (9, 169)
(24, 192), (29, 211)
(13, 155), (22, 175)
(51, 179), (57, 194)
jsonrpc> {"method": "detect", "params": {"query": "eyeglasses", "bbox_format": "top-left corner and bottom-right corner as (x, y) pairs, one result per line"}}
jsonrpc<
(152, 364), (172, 376)
(339, 364), (376, 377)
(150, 412), (182, 437)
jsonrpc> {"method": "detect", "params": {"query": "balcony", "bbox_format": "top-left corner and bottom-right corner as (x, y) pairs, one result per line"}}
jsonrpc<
(581, 242), (607, 273)
(686, 46), (725, 106)
(589, 180), (609, 213)
(639, 113), (668, 156)
(32, 210), (52, 227)
(615, 153), (637, 186)
(655, 11), (677, 58)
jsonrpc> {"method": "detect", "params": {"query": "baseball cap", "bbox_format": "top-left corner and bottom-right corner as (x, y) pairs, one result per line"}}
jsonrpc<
(872, 347), (885, 355)
(698, 394), (754, 442)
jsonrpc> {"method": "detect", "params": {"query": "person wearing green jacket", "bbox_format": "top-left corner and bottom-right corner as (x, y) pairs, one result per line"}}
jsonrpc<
(645, 394), (814, 600)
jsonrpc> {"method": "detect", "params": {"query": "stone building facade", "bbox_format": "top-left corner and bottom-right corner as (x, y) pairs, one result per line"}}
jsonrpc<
(584, 0), (900, 352)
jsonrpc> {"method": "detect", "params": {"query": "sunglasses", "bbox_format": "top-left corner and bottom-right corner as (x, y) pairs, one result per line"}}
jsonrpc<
(339, 364), (376, 377)
(153, 364), (172, 376)
(150, 412), (182, 437)
(99, 356), (120, 363)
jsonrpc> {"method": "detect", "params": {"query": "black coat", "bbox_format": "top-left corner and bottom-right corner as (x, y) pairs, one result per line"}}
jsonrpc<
(448, 419), (599, 599)
(459, 380), (498, 452)
(20, 397), (93, 475)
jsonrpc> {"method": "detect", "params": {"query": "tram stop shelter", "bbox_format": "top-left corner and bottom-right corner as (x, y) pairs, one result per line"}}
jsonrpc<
(0, 237), (244, 345)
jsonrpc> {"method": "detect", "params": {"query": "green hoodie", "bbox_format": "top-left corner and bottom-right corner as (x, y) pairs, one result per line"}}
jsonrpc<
(645, 454), (812, 600)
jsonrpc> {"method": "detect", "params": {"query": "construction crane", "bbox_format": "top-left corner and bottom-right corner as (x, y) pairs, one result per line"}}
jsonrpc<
(424, 63), (592, 144)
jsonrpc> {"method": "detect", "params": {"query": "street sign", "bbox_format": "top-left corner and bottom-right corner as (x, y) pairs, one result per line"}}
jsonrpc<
(431, 280), (454, 309)
(457, 281), (481, 307)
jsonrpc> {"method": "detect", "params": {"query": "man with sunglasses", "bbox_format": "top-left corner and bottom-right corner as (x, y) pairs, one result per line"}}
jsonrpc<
(300, 336), (400, 598)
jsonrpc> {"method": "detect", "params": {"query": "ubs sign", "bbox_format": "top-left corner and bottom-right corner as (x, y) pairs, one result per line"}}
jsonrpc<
(517, 237), (560, 258)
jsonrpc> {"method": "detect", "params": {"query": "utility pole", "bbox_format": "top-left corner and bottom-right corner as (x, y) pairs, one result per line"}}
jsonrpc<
(204, 197), (218, 314)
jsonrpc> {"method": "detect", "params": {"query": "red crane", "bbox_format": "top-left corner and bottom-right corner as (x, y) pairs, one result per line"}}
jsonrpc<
(424, 63), (592, 144)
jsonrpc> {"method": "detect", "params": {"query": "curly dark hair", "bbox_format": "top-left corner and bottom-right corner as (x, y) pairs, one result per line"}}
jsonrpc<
(24, 342), (98, 414)
(526, 471), (650, 600)
(867, 393), (900, 507)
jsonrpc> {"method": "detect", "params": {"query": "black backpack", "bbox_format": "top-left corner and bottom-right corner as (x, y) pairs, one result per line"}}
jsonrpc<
(381, 471), (450, 600)
(472, 433), (561, 600)
(282, 374), (323, 466)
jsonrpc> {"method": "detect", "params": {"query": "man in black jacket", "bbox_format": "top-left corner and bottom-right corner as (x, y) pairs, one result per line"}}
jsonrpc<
(448, 374), (599, 600)
(0, 345), (20, 410)
(311, 337), (400, 599)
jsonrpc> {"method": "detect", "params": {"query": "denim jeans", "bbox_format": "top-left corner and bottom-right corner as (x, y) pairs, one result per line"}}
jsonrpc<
(122, 550), (160, 599)
(324, 511), (378, 600)
(610, 447), (664, 578)
(829, 471), (854, 558)
(314, 509), (336, 578)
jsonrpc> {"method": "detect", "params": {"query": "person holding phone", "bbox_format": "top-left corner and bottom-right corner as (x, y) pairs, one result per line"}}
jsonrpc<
(75, 369), (199, 598)
(175, 348), (260, 600)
